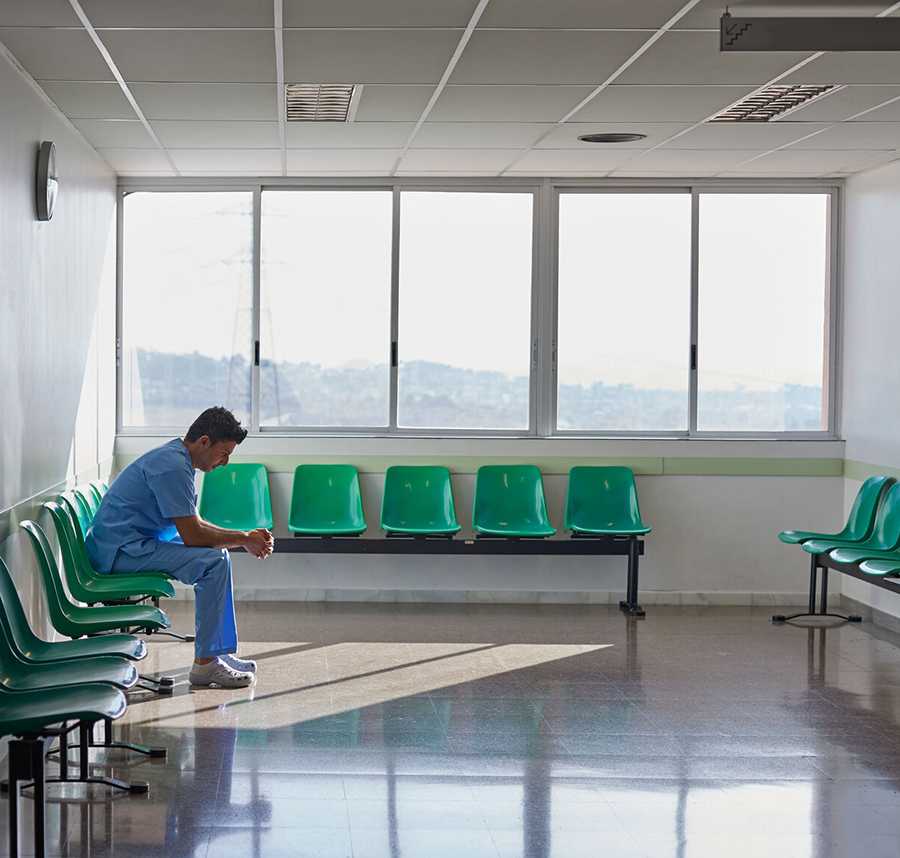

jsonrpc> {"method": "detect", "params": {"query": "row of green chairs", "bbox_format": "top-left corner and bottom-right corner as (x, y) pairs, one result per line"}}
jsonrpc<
(780, 475), (900, 576)
(200, 463), (651, 539)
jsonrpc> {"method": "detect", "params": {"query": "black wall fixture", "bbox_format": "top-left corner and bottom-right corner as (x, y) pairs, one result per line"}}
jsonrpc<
(720, 12), (900, 51)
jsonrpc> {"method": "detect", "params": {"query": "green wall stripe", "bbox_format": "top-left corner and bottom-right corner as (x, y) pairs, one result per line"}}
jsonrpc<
(845, 459), (900, 481)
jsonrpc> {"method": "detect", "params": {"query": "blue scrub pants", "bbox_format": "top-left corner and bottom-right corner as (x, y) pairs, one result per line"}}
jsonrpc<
(110, 542), (238, 659)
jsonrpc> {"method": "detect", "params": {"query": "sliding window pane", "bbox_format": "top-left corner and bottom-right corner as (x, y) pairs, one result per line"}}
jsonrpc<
(260, 191), (392, 427)
(557, 192), (691, 431)
(698, 193), (829, 432)
(121, 192), (253, 428)
(398, 192), (533, 430)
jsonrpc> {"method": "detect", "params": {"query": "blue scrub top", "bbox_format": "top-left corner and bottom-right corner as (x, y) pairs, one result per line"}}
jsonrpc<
(85, 438), (198, 572)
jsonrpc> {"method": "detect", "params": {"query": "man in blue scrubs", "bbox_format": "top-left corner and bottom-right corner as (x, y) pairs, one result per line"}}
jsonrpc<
(86, 407), (273, 688)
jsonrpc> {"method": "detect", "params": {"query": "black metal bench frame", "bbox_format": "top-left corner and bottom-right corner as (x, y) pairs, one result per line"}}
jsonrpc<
(272, 534), (647, 617)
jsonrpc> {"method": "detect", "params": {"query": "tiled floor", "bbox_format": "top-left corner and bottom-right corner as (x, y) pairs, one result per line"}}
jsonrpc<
(5, 602), (900, 857)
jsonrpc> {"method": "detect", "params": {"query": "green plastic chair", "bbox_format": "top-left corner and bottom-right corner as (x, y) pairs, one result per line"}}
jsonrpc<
(0, 683), (126, 736)
(0, 557), (146, 663)
(45, 502), (176, 602)
(860, 557), (900, 577)
(199, 463), (274, 530)
(61, 490), (93, 541)
(381, 466), (461, 536)
(289, 465), (367, 536)
(472, 465), (556, 538)
(90, 479), (109, 498)
(86, 482), (104, 511)
(19, 521), (171, 638)
(564, 466), (651, 536)
(779, 475), (892, 544)
(74, 485), (99, 519)
(801, 482), (900, 557)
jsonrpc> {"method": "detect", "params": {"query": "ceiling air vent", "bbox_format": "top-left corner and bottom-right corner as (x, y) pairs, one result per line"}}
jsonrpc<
(285, 83), (360, 122)
(709, 84), (838, 122)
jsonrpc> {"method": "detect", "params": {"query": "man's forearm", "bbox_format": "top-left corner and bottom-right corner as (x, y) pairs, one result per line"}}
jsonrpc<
(185, 520), (248, 550)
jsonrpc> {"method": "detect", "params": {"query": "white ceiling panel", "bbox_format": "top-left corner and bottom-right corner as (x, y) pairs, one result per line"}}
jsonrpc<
(413, 123), (550, 148)
(0, 0), (79, 26)
(511, 148), (641, 173)
(480, 0), (692, 29)
(101, 30), (277, 83)
(354, 86), (434, 121)
(572, 85), (753, 122)
(154, 121), (281, 148)
(129, 84), (278, 121)
(789, 122), (900, 149)
(727, 149), (895, 174)
(851, 94), (900, 122)
(286, 149), (400, 172)
(431, 85), (593, 121)
(81, 0), (273, 27)
(787, 85), (900, 122)
(399, 148), (522, 171)
(784, 52), (900, 86)
(664, 121), (828, 149)
(284, 0), (476, 27)
(617, 31), (809, 85)
(72, 119), (156, 148)
(450, 30), (648, 85)
(283, 30), (459, 85)
(0, 28), (114, 80)
(169, 149), (283, 172)
(623, 148), (764, 171)
(286, 122), (414, 148)
(97, 148), (172, 172)
(38, 81), (135, 119)
(538, 122), (691, 149)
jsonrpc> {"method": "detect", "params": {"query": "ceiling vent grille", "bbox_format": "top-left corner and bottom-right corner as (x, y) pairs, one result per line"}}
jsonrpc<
(285, 83), (358, 122)
(709, 84), (838, 122)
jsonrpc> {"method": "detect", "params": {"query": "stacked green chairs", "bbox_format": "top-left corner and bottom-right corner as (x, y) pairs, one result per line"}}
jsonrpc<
(61, 490), (93, 541)
(73, 485), (99, 520)
(564, 466), (651, 537)
(289, 465), (367, 536)
(472, 465), (556, 538)
(199, 463), (273, 531)
(381, 466), (461, 537)
(2, 683), (127, 857)
(779, 475), (892, 545)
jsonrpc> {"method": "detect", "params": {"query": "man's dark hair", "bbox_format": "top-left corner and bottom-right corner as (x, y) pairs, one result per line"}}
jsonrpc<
(185, 407), (248, 445)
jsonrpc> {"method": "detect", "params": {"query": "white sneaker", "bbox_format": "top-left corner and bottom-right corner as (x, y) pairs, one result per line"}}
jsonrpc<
(222, 653), (257, 673)
(189, 657), (254, 688)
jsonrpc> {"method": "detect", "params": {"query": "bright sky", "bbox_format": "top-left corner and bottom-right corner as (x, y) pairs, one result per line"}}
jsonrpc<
(122, 189), (828, 391)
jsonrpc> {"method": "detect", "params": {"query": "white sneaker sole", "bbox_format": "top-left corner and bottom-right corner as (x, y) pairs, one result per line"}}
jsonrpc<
(189, 671), (254, 689)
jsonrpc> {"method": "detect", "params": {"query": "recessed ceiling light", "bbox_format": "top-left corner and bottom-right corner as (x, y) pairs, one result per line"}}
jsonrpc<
(285, 83), (360, 122)
(709, 84), (838, 122)
(577, 132), (647, 144)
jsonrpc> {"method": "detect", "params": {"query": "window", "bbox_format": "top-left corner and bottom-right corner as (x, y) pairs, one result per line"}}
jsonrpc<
(120, 191), (253, 428)
(557, 192), (691, 431)
(398, 191), (534, 430)
(697, 193), (829, 432)
(260, 190), (392, 427)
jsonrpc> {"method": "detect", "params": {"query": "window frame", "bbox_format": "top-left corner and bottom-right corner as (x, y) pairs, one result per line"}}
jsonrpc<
(116, 177), (840, 441)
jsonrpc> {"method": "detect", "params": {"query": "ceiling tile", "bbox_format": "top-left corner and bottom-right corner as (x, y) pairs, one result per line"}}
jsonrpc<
(412, 122), (550, 148)
(97, 148), (172, 172)
(851, 92), (900, 122)
(129, 83), (278, 120)
(675, 0), (887, 30)
(538, 122), (691, 149)
(450, 30), (648, 85)
(727, 149), (895, 174)
(511, 148), (639, 173)
(790, 122), (900, 150)
(399, 148), (520, 171)
(169, 148), (283, 171)
(395, 170), (503, 177)
(284, 0), (476, 27)
(286, 149), (400, 172)
(622, 148), (764, 171)
(102, 30), (276, 83)
(786, 85), (900, 122)
(38, 81), (135, 119)
(783, 52), (900, 86)
(0, 28), (114, 80)
(283, 30), (458, 85)
(72, 118), (156, 148)
(663, 121), (828, 150)
(153, 121), (282, 148)
(81, 0), (274, 26)
(286, 122), (414, 148)
(617, 31), (809, 85)
(481, 0), (692, 29)
(572, 85), (753, 122)
(0, 0), (79, 25)
(354, 85), (434, 121)
(431, 85), (593, 121)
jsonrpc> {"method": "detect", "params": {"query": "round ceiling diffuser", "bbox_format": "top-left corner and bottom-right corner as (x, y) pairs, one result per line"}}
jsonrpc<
(577, 132), (647, 144)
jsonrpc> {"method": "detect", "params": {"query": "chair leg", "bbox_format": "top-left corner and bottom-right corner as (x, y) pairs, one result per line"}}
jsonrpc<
(150, 629), (196, 643)
(88, 716), (167, 759)
(618, 537), (645, 617)
(8, 740), (23, 858)
(772, 555), (862, 624)
(31, 741), (45, 858)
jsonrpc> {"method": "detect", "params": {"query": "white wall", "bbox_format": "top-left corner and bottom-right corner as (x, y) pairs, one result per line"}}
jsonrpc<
(0, 44), (117, 631)
(841, 159), (900, 618)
